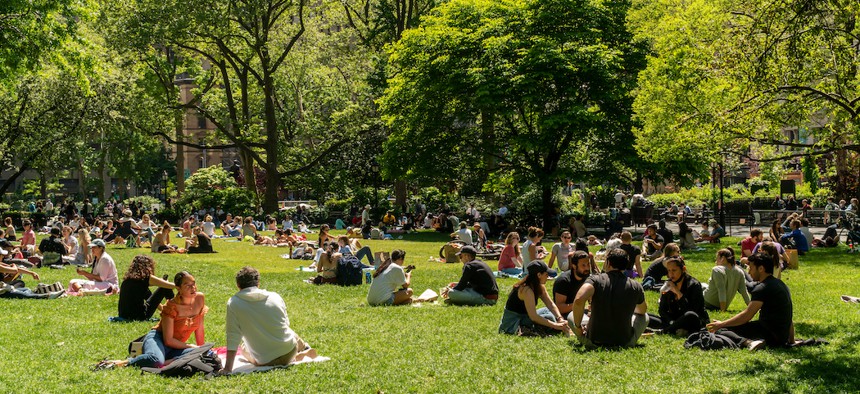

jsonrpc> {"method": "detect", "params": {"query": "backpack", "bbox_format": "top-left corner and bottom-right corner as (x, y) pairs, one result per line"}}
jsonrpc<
(440, 243), (461, 263)
(337, 254), (366, 286)
(140, 343), (222, 378)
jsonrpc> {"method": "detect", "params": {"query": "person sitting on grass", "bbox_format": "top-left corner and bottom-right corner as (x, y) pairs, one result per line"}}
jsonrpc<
(646, 257), (708, 337)
(117, 255), (177, 321)
(187, 227), (214, 254)
(694, 222), (711, 243)
(38, 227), (67, 266)
(1, 252), (64, 299)
(221, 267), (318, 374)
(337, 235), (374, 266)
(618, 231), (643, 278)
(456, 221), (473, 245)
(498, 261), (572, 336)
(69, 239), (118, 294)
(707, 252), (795, 350)
(704, 219), (726, 243)
(60, 226), (80, 264)
(547, 231), (574, 272)
(19, 219), (36, 255)
(741, 229), (764, 260)
(703, 247), (750, 312)
(99, 271), (207, 369)
(498, 232), (523, 276)
(441, 246), (499, 306)
(312, 242), (340, 285)
(547, 250), (592, 322)
(571, 249), (648, 349)
(641, 243), (681, 290)
(242, 217), (258, 239)
(676, 222), (698, 250)
(318, 224), (335, 246)
(472, 223), (488, 249)
(641, 224), (665, 261)
(4, 217), (16, 241)
(367, 249), (414, 306)
(780, 219), (809, 255)
(656, 220), (674, 245)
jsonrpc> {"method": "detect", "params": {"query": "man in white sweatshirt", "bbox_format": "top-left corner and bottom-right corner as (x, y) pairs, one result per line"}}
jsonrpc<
(222, 266), (316, 374)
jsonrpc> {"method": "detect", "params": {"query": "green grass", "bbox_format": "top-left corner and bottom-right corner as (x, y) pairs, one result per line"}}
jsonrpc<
(3, 230), (860, 393)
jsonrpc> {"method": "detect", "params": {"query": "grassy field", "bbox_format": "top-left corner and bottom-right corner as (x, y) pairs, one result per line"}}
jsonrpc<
(2, 230), (860, 393)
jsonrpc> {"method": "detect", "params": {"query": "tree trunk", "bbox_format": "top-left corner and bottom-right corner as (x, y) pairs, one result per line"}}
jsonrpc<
(174, 111), (186, 197)
(541, 182), (555, 231)
(77, 158), (86, 199)
(240, 149), (256, 194)
(39, 171), (47, 200)
(262, 73), (281, 213)
(394, 180), (407, 209)
(0, 165), (29, 196)
(634, 171), (644, 194)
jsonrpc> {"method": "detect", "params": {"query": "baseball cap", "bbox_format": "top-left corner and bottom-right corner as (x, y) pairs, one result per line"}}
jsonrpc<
(456, 245), (478, 256)
(89, 239), (106, 248)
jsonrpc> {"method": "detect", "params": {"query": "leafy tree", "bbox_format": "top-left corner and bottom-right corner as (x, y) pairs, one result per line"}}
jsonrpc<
(380, 0), (649, 225)
(631, 0), (860, 196)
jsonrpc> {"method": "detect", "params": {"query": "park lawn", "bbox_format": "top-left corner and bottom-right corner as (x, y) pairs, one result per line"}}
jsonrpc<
(2, 230), (860, 393)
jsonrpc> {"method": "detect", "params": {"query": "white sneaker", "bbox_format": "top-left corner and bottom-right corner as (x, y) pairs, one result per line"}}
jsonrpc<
(747, 340), (765, 351)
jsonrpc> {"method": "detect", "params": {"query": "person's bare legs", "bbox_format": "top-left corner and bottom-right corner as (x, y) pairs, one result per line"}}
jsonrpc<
(393, 288), (413, 305)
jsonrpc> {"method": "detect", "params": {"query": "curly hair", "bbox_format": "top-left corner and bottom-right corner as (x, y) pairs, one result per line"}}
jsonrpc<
(124, 255), (155, 281)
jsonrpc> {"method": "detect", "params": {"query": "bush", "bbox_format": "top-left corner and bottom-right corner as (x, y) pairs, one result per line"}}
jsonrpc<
(123, 196), (161, 211)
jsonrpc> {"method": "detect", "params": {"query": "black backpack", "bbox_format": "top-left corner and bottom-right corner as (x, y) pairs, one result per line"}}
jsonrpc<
(140, 343), (222, 378)
(337, 254), (367, 286)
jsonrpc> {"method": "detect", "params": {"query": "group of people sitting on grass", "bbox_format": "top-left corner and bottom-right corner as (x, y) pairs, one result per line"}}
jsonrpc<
(96, 263), (320, 372)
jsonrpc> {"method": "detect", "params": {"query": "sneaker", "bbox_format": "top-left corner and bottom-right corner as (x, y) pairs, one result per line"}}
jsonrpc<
(747, 340), (765, 351)
(48, 290), (65, 299)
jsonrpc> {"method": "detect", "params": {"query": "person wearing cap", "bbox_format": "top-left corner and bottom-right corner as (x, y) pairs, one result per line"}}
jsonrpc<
(641, 224), (665, 261)
(700, 219), (725, 243)
(472, 223), (487, 249)
(442, 246), (498, 306)
(69, 239), (118, 293)
(498, 261), (571, 336)
(37, 227), (67, 266)
(456, 221), (473, 245)
(104, 209), (141, 245)
(367, 249), (413, 306)
(571, 248), (647, 348)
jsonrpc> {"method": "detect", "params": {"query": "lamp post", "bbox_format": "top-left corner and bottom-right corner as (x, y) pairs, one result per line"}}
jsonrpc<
(161, 171), (168, 202)
(371, 159), (380, 209)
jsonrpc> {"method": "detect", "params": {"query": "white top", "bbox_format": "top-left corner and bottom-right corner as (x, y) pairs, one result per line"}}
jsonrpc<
(202, 221), (216, 237)
(367, 264), (407, 305)
(94, 252), (118, 285)
(703, 265), (750, 307)
(614, 192), (624, 203)
(64, 235), (79, 256)
(457, 228), (473, 244)
(282, 219), (294, 231)
(138, 220), (154, 231)
(551, 242), (573, 271)
(226, 287), (297, 364)
(521, 239), (534, 263)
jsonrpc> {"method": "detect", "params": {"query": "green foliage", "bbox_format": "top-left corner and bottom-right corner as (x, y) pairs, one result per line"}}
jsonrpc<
(123, 196), (160, 210)
(802, 156), (820, 195)
(184, 166), (237, 194)
(175, 167), (255, 216)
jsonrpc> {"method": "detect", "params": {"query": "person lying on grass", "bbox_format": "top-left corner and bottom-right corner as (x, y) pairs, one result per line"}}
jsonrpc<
(572, 248), (648, 349)
(367, 249), (414, 306)
(646, 257), (709, 337)
(222, 266), (318, 374)
(100, 271), (207, 368)
(441, 245), (498, 306)
(117, 255), (177, 321)
(498, 261), (572, 336)
(0, 253), (64, 299)
(703, 247), (750, 312)
(706, 252), (794, 350)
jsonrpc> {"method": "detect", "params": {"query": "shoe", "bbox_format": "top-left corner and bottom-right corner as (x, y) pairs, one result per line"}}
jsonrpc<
(747, 340), (765, 351)
(92, 360), (116, 371)
(48, 290), (65, 299)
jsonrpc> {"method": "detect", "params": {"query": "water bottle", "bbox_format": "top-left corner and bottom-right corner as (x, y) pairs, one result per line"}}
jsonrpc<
(365, 271), (372, 284)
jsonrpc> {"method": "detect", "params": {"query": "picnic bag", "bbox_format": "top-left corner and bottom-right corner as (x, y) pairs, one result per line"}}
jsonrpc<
(140, 343), (222, 378)
(336, 254), (366, 286)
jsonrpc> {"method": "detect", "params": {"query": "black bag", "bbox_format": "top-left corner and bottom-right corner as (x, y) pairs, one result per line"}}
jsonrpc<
(140, 343), (222, 378)
(336, 254), (367, 286)
(683, 330), (739, 350)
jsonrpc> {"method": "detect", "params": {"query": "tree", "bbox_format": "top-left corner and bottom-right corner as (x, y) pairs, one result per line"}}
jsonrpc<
(631, 0), (860, 196)
(379, 0), (649, 226)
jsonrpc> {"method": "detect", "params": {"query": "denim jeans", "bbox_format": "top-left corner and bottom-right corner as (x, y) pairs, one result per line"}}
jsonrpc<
(128, 330), (196, 368)
(447, 288), (496, 306)
(353, 246), (374, 266)
(498, 308), (556, 334)
(0, 288), (49, 299)
(501, 267), (523, 277)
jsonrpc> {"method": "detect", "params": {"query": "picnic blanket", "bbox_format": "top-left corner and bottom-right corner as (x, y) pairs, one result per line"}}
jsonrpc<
(212, 347), (329, 375)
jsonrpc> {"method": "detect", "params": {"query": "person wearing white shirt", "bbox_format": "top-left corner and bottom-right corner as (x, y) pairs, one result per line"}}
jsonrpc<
(497, 205), (508, 217)
(282, 216), (294, 231)
(222, 267), (318, 374)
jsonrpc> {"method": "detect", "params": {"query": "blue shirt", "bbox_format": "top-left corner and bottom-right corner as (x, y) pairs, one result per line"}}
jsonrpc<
(780, 229), (809, 252)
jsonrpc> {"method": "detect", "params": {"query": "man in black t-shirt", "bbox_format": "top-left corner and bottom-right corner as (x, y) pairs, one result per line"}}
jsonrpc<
(536, 250), (590, 321)
(572, 249), (647, 348)
(443, 246), (499, 306)
(38, 227), (66, 266)
(707, 252), (794, 349)
(618, 231), (642, 278)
